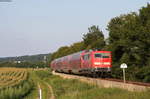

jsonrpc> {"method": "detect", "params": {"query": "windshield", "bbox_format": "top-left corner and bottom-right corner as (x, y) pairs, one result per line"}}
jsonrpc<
(94, 53), (110, 58)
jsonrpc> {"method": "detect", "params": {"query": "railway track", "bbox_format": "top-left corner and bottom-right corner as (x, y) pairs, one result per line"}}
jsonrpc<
(52, 71), (150, 92)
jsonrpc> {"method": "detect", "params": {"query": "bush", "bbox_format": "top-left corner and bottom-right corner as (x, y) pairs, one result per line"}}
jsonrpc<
(35, 69), (52, 80)
(135, 66), (150, 83)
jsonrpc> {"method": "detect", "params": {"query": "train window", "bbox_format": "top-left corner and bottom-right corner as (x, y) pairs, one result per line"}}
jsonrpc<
(95, 53), (102, 58)
(102, 53), (110, 58)
(83, 54), (90, 60)
(95, 53), (110, 58)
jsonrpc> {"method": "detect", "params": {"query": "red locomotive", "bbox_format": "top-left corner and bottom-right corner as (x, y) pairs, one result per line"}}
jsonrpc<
(51, 50), (112, 77)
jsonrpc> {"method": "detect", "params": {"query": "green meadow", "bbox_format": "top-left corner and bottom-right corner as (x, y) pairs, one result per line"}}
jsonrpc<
(0, 68), (149, 99)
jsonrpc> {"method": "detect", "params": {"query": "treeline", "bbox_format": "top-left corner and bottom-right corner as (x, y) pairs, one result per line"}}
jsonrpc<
(0, 54), (51, 62)
(0, 61), (48, 68)
(0, 54), (51, 68)
(50, 4), (150, 82)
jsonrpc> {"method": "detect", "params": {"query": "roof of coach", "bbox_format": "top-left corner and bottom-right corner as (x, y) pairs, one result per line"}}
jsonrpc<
(51, 50), (111, 62)
(92, 50), (111, 53)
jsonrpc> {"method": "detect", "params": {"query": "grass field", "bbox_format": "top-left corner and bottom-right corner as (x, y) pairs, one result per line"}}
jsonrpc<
(31, 69), (150, 99)
(0, 68), (150, 99)
(0, 68), (33, 99)
(44, 75), (150, 99)
(24, 69), (52, 99)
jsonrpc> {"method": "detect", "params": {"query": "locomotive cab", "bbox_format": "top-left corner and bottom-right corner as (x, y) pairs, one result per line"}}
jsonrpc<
(92, 51), (112, 72)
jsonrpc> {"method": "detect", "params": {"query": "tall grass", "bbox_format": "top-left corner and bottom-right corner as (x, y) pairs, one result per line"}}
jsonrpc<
(34, 69), (52, 80)
(24, 69), (52, 99)
(44, 75), (150, 99)
(0, 68), (34, 99)
(0, 80), (33, 99)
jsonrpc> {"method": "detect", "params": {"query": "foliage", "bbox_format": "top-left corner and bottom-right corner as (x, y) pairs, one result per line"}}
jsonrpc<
(105, 4), (150, 82)
(0, 54), (51, 63)
(107, 4), (150, 67)
(0, 53), (51, 68)
(135, 66), (150, 82)
(0, 61), (48, 68)
(83, 25), (105, 50)
(50, 41), (84, 61)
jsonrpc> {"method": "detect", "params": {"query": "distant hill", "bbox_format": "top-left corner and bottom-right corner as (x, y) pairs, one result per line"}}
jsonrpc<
(0, 54), (51, 63)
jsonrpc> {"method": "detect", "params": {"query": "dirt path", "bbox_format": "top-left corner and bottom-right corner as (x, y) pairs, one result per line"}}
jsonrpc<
(45, 82), (55, 99)
(31, 71), (54, 99)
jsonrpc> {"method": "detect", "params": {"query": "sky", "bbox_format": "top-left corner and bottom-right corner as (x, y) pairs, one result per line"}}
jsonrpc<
(0, 0), (150, 57)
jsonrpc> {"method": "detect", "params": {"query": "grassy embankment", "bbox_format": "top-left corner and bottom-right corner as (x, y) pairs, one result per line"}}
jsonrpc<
(34, 69), (150, 99)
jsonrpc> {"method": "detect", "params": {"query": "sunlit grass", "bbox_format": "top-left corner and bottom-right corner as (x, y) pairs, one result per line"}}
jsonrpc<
(0, 68), (33, 99)
(44, 74), (150, 99)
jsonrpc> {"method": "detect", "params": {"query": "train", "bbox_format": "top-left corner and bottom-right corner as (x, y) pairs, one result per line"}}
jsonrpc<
(50, 50), (112, 77)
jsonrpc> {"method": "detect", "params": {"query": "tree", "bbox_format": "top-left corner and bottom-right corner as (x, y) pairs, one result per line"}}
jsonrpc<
(83, 25), (105, 50)
(69, 41), (85, 53)
(50, 41), (84, 62)
(107, 3), (150, 67)
(139, 3), (150, 66)
(107, 12), (144, 66)
(50, 46), (70, 61)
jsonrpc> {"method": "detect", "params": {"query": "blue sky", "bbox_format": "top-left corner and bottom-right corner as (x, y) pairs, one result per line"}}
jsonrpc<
(0, 0), (149, 57)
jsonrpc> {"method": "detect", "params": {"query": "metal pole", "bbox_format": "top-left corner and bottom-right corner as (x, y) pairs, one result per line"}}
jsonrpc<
(123, 68), (126, 83)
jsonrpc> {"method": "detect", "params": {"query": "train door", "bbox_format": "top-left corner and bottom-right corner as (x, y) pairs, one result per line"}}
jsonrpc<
(81, 53), (91, 69)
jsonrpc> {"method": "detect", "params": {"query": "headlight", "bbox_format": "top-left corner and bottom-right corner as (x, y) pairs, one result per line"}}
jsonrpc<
(94, 62), (102, 65)
(103, 62), (110, 65)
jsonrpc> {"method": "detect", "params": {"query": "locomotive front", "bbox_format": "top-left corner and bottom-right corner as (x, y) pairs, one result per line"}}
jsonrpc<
(92, 51), (112, 72)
